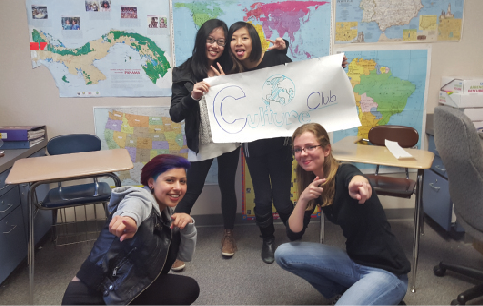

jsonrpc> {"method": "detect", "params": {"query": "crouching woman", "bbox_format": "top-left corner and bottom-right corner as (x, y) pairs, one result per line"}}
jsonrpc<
(62, 154), (199, 305)
(275, 123), (410, 305)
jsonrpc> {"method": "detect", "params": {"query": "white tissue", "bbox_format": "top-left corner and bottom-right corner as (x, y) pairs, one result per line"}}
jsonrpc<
(384, 140), (414, 160)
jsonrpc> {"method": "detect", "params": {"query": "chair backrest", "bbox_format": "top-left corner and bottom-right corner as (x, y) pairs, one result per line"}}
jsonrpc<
(434, 105), (483, 240)
(47, 134), (101, 155)
(368, 125), (419, 148)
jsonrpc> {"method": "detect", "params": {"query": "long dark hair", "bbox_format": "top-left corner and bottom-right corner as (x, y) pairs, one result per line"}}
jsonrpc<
(228, 21), (263, 71)
(184, 19), (229, 80)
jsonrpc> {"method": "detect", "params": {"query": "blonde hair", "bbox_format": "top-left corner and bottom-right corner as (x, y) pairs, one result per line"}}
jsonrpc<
(292, 123), (340, 210)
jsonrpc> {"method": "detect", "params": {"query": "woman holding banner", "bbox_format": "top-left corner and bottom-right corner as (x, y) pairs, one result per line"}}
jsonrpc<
(228, 22), (295, 264)
(170, 19), (240, 271)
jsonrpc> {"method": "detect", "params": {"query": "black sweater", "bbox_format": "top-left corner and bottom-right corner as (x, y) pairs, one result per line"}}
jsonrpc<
(287, 164), (411, 275)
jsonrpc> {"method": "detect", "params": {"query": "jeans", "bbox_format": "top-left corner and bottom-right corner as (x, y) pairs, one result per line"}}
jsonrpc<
(275, 242), (408, 305)
(175, 147), (240, 229)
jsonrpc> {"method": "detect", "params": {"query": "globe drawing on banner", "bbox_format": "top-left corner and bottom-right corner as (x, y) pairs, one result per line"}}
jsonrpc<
(262, 75), (295, 106)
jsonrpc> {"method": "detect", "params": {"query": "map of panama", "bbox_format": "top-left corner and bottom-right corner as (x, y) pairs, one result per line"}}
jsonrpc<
(26, 0), (173, 97)
(335, 0), (464, 43)
(31, 30), (170, 86)
(333, 49), (429, 170)
(173, 0), (331, 65)
(94, 107), (219, 186)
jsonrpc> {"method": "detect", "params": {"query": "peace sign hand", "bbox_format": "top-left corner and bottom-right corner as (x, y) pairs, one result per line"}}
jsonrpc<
(267, 37), (286, 51)
(211, 62), (225, 76)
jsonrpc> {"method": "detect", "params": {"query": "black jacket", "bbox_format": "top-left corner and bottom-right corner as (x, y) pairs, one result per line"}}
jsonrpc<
(170, 59), (202, 153)
(76, 207), (181, 305)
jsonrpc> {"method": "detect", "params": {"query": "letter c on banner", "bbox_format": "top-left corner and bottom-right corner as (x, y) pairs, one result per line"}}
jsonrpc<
(212, 85), (247, 134)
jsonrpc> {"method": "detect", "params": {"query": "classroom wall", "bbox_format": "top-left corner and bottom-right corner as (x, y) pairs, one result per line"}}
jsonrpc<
(1, 0), (482, 216)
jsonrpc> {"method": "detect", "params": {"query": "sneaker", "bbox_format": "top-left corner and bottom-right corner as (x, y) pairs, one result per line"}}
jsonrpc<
(221, 229), (237, 256)
(171, 259), (185, 272)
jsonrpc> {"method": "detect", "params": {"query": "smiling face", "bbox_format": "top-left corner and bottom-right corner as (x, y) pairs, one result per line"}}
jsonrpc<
(205, 27), (225, 67)
(293, 131), (330, 178)
(230, 27), (252, 65)
(148, 168), (187, 211)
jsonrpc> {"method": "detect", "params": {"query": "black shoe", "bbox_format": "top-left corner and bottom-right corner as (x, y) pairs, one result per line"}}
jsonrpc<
(262, 238), (275, 264)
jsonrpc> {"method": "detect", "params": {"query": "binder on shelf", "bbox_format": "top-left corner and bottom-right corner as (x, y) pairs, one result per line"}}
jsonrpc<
(0, 126), (46, 141)
(0, 137), (45, 149)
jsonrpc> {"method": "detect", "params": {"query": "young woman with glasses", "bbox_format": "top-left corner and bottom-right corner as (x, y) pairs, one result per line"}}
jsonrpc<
(275, 123), (410, 305)
(170, 19), (240, 271)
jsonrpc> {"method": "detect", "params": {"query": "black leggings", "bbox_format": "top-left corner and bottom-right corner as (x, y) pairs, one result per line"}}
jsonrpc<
(175, 147), (240, 229)
(61, 274), (199, 305)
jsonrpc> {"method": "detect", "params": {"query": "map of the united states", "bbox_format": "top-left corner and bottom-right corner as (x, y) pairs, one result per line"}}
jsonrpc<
(103, 110), (188, 183)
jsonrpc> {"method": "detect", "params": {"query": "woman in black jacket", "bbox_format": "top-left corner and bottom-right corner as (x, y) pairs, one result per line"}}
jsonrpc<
(228, 21), (294, 264)
(170, 19), (240, 270)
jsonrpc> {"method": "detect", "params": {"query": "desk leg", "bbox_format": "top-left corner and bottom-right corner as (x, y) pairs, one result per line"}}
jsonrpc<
(411, 169), (424, 293)
(28, 185), (36, 305)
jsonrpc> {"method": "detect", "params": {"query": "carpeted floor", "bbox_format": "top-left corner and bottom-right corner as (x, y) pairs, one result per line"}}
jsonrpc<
(1, 217), (483, 305)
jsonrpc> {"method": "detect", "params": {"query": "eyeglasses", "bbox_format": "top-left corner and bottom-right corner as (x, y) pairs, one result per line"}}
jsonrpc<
(293, 145), (322, 154)
(206, 38), (226, 47)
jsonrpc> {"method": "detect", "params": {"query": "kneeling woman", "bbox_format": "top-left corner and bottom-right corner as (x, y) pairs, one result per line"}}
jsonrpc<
(275, 123), (410, 305)
(62, 154), (199, 305)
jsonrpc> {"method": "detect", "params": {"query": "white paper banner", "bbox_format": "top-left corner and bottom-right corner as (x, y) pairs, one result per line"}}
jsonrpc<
(204, 53), (361, 143)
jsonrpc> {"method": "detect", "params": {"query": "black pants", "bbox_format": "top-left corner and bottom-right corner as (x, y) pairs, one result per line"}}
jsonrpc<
(175, 147), (240, 229)
(61, 274), (200, 305)
(244, 140), (294, 238)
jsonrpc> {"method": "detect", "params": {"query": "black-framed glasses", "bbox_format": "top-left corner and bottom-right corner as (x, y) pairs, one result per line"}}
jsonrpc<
(206, 38), (226, 47)
(293, 145), (322, 154)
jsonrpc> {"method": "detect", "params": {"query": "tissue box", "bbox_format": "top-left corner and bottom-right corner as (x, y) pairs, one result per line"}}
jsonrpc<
(441, 76), (483, 93)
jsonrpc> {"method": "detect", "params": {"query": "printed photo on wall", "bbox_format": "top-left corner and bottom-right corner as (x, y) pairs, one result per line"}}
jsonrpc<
(32, 5), (48, 19)
(85, 0), (99, 12)
(147, 16), (167, 28)
(99, 0), (110, 12)
(121, 6), (137, 19)
(61, 17), (80, 30)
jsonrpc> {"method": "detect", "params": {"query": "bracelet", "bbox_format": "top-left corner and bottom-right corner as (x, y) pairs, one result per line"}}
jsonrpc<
(191, 94), (201, 101)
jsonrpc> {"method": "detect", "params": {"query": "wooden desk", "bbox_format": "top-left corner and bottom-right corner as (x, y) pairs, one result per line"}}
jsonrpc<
(332, 136), (434, 293)
(6, 149), (134, 304)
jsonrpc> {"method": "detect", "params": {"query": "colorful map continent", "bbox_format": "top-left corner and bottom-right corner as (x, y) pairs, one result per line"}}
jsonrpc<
(173, 2), (224, 29)
(347, 58), (416, 138)
(31, 29), (170, 85)
(103, 111), (188, 180)
(360, 0), (423, 32)
(243, 1), (329, 58)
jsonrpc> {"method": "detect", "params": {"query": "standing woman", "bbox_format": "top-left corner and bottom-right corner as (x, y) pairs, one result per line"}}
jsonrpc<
(228, 21), (294, 264)
(275, 123), (410, 305)
(62, 154), (199, 305)
(170, 19), (240, 270)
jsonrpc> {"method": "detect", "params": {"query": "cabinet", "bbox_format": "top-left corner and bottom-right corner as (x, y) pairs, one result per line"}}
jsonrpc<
(423, 133), (464, 232)
(0, 142), (52, 284)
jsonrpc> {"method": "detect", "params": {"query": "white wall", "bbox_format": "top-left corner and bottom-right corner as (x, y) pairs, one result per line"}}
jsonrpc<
(1, 0), (482, 215)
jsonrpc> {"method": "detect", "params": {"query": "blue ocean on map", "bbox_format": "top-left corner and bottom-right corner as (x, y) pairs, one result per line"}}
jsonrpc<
(336, 0), (464, 43)
(173, 0), (332, 66)
(333, 49), (428, 171)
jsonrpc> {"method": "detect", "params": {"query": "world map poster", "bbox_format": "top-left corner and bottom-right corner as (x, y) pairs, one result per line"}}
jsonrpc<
(27, 0), (173, 97)
(173, 0), (332, 66)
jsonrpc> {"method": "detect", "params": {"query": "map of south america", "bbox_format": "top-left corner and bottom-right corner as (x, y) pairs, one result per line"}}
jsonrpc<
(347, 58), (416, 137)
